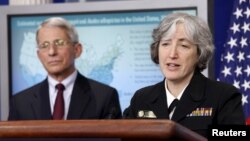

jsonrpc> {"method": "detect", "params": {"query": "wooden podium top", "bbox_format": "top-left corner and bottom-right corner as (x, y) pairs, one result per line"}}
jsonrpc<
(0, 120), (207, 141)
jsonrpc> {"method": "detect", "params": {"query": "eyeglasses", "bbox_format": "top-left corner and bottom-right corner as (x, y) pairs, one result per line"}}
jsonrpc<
(37, 39), (71, 51)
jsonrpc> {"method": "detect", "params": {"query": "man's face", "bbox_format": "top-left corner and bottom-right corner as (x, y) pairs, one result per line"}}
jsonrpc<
(37, 26), (82, 80)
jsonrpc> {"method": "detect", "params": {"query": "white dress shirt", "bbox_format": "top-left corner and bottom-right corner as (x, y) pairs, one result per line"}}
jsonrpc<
(48, 70), (77, 119)
(165, 79), (188, 119)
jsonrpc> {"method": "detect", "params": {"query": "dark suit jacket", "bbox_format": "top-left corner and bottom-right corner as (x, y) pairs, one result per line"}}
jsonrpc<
(9, 73), (122, 120)
(124, 71), (245, 137)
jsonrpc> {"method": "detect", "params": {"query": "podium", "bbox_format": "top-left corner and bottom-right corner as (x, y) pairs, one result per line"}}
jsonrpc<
(0, 120), (207, 141)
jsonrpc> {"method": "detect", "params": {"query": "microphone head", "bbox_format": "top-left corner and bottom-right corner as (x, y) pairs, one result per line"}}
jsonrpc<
(106, 107), (117, 119)
(122, 107), (130, 119)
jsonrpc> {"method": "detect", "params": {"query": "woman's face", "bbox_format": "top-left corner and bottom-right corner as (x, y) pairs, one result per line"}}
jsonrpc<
(158, 23), (198, 84)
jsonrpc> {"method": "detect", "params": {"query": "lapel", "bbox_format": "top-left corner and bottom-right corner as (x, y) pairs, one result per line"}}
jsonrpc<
(171, 72), (207, 122)
(67, 73), (91, 119)
(146, 81), (169, 119)
(31, 79), (52, 119)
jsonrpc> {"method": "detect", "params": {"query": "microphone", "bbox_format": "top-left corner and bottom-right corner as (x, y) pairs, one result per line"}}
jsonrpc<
(106, 107), (117, 119)
(122, 107), (130, 119)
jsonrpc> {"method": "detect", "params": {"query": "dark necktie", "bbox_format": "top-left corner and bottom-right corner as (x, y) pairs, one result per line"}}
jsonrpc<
(168, 99), (179, 114)
(53, 83), (65, 120)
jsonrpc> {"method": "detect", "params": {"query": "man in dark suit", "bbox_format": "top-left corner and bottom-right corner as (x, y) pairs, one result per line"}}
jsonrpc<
(8, 17), (121, 120)
(124, 13), (245, 138)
